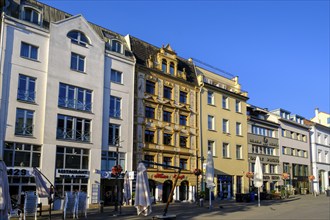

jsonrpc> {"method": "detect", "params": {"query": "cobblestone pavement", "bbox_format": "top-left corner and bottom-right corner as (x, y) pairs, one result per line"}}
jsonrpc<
(14, 194), (330, 219)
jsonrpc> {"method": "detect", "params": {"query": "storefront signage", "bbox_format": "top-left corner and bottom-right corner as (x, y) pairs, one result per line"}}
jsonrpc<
(7, 167), (33, 177)
(100, 171), (124, 179)
(266, 158), (279, 163)
(173, 174), (185, 180)
(249, 137), (278, 147)
(272, 176), (280, 180)
(154, 173), (169, 178)
(56, 169), (89, 178)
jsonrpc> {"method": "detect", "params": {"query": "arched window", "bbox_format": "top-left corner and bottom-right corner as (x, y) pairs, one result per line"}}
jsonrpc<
(162, 59), (167, 73)
(170, 62), (175, 75)
(67, 31), (90, 46)
(111, 40), (123, 53)
(22, 6), (41, 25)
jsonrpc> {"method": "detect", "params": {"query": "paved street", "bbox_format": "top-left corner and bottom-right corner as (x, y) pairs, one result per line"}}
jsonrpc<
(17, 194), (329, 219)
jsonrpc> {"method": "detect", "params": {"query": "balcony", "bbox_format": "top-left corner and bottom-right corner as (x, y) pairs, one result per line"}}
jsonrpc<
(58, 98), (92, 112)
(17, 90), (36, 103)
(56, 129), (90, 142)
(15, 123), (33, 136)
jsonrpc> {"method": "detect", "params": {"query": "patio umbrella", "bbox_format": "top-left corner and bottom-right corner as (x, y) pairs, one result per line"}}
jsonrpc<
(124, 171), (131, 205)
(205, 151), (215, 210)
(135, 163), (152, 216)
(254, 156), (263, 207)
(0, 160), (11, 220)
(32, 168), (50, 198)
(227, 184), (231, 200)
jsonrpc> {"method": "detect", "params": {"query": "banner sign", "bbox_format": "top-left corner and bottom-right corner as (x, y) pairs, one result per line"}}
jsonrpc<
(56, 169), (89, 178)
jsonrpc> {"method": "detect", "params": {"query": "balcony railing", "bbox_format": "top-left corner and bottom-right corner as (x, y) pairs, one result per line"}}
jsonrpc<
(15, 123), (33, 136)
(57, 129), (90, 142)
(58, 97), (92, 112)
(17, 90), (35, 102)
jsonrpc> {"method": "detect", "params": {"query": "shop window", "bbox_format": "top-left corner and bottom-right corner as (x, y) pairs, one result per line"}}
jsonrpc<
(4, 142), (41, 168)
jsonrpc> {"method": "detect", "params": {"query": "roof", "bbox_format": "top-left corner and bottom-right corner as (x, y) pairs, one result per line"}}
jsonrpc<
(129, 35), (197, 84)
(4, 0), (133, 59)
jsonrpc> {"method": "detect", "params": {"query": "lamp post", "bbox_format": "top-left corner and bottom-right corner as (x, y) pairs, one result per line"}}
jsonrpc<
(113, 137), (123, 215)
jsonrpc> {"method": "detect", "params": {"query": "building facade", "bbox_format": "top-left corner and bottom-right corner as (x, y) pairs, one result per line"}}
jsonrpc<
(305, 110), (330, 194)
(196, 66), (249, 199)
(0, 0), (135, 207)
(269, 109), (311, 194)
(247, 105), (280, 193)
(129, 38), (199, 202)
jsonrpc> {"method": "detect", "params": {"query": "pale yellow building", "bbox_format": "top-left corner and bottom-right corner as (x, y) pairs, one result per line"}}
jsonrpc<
(129, 37), (199, 202)
(311, 108), (330, 127)
(196, 65), (249, 198)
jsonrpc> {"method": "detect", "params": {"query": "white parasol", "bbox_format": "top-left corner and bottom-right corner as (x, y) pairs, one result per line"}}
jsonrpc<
(0, 160), (11, 220)
(135, 163), (152, 216)
(254, 156), (263, 207)
(205, 151), (215, 210)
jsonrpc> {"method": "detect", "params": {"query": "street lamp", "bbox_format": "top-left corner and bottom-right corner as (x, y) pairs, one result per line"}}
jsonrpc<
(113, 137), (124, 215)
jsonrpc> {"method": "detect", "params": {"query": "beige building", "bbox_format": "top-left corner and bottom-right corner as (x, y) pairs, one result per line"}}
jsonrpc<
(311, 108), (330, 127)
(195, 65), (249, 199)
(129, 38), (199, 202)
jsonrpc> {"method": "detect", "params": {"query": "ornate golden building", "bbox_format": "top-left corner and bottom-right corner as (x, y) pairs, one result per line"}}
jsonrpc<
(129, 37), (199, 202)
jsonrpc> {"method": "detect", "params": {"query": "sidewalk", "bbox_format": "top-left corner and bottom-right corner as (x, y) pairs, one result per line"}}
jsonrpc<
(13, 194), (330, 219)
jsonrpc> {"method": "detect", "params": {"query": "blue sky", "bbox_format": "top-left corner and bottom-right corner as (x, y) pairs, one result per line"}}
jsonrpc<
(41, 0), (329, 119)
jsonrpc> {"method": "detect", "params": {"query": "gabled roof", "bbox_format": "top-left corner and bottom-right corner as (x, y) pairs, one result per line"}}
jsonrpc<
(129, 36), (197, 84)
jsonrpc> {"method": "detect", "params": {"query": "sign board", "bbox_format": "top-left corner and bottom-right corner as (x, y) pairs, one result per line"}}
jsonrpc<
(128, 171), (135, 180)
(100, 171), (125, 179)
(91, 184), (99, 204)
(56, 169), (89, 178)
(7, 167), (33, 177)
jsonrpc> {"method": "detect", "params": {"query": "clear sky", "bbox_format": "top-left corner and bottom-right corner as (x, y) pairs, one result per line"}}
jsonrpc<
(40, 0), (329, 119)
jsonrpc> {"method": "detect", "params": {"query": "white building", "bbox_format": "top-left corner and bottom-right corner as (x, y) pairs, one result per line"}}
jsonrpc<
(306, 109), (330, 194)
(0, 0), (135, 207)
(269, 109), (311, 194)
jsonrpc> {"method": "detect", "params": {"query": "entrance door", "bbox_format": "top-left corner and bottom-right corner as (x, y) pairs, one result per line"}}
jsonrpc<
(179, 181), (189, 201)
(162, 180), (173, 203)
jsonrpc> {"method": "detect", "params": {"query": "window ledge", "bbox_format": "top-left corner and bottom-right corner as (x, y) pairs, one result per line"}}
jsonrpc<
(223, 157), (232, 159)
(70, 69), (86, 74)
(20, 56), (40, 63)
(17, 99), (37, 105)
(208, 103), (216, 107)
(208, 129), (217, 132)
(14, 134), (36, 139)
(56, 138), (92, 144)
(58, 106), (93, 114)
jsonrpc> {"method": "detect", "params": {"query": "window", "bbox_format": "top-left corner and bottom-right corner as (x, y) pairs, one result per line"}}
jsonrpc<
(325, 151), (329, 163)
(207, 91), (214, 105)
(179, 115), (187, 126)
(111, 40), (122, 53)
(101, 151), (125, 172)
(17, 74), (35, 102)
(180, 136), (187, 148)
(55, 146), (89, 196)
(235, 100), (241, 112)
(163, 157), (172, 167)
(163, 133), (172, 145)
(70, 53), (85, 72)
(144, 155), (154, 168)
(146, 81), (155, 94)
(22, 7), (40, 25)
(179, 159), (188, 170)
(170, 62), (175, 75)
(222, 119), (229, 133)
(162, 59), (167, 73)
(236, 122), (242, 135)
(317, 133), (321, 143)
(145, 130), (154, 143)
(163, 111), (172, 122)
(67, 31), (89, 46)
(56, 114), (91, 142)
(111, 69), (122, 84)
(15, 108), (34, 136)
(110, 96), (121, 118)
(236, 145), (242, 159)
(20, 42), (38, 60)
(223, 143), (229, 158)
(318, 150), (322, 162)
(164, 86), (172, 99)
(222, 96), (228, 109)
(282, 129), (286, 137)
(109, 124), (120, 145)
(145, 106), (155, 119)
(4, 142), (41, 168)
(179, 91), (187, 104)
(325, 135), (328, 145)
(59, 83), (92, 112)
(208, 140), (215, 156)
(208, 115), (214, 130)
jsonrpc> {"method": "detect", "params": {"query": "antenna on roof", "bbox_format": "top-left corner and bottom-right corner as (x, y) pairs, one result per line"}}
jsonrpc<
(191, 57), (235, 78)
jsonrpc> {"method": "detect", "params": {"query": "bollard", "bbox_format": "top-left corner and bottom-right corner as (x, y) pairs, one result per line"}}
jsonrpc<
(99, 200), (104, 213)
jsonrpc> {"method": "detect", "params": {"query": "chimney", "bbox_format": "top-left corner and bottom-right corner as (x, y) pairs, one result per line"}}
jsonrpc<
(315, 108), (319, 117)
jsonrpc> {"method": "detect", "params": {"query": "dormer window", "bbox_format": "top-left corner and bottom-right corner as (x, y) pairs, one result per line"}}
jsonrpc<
(22, 6), (41, 25)
(111, 40), (123, 53)
(67, 31), (90, 46)
(162, 59), (167, 73)
(170, 62), (175, 75)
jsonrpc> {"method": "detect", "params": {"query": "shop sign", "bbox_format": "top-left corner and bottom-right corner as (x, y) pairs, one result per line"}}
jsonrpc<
(173, 174), (185, 180)
(154, 173), (168, 178)
(56, 169), (89, 178)
(100, 171), (124, 179)
(7, 167), (33, 177)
